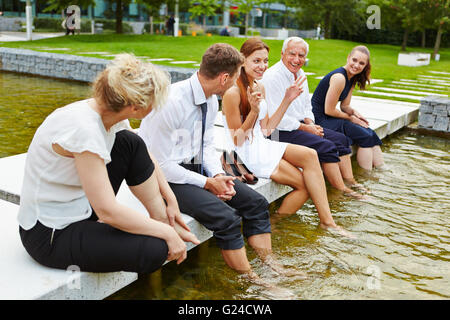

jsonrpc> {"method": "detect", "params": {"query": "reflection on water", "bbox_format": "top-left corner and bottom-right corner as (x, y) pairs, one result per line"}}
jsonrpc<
(1, 72), (449, 300)
(0, 71), (91, 157)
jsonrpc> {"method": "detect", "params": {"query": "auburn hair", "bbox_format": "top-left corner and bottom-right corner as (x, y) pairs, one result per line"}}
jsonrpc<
(236, 38), (269, 123)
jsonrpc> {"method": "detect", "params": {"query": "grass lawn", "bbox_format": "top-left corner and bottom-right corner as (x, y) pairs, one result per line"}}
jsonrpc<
(1, 34), (448, 101)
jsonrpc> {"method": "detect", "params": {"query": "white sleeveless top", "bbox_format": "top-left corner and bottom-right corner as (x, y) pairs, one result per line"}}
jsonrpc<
(18, 99), (130, 230)
(222, 99), (287, 179)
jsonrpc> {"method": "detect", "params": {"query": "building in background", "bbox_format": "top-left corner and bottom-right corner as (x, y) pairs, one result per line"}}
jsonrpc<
(0, 0), (298, 29)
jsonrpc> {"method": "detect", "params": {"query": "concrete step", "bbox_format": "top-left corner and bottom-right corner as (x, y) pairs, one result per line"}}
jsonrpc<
(392, 81), (447, 90)
(356, 90), (422, 101)
(370, 86), (447, 97)
(385, 83), (447, 94)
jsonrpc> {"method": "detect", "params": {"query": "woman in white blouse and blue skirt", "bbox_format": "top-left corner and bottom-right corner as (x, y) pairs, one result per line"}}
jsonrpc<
(222, 38), (350, 237)
(18, 54), (199, 273)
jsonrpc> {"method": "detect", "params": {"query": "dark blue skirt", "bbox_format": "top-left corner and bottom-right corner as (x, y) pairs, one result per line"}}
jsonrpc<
(275, 127), (352, 163)
(317, 118), (382, 148)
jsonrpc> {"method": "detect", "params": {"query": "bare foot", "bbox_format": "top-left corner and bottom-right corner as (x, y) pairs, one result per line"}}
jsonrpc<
(343, 189), (366, 200)
(320, 223), (356, 239)
(349, 183), (370, 193)
(263, 254), (307, 279)
(240, 271), (296, 299)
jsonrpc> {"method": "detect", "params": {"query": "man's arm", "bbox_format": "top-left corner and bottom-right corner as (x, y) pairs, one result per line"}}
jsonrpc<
(140, 103), (207, 188)
(262, 73), (302, 132)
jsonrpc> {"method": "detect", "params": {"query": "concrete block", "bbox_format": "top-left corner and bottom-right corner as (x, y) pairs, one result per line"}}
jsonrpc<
(419, 104), (433, 114)
(418, 114), (436, 128)
(433, 104), (448, 116)
(432, 116), (449, 131)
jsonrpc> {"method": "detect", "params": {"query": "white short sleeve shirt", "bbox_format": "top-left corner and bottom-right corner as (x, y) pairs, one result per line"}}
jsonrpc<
(18, 99), (130, 230)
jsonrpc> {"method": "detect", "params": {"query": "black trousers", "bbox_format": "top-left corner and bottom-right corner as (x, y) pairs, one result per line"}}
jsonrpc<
(19, 130), (169, 273)
(169, 163), (271, 250)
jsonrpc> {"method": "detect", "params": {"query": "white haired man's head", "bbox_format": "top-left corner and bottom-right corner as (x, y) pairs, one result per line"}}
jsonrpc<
(281, 37), (309, 74)
(282, 37), (309, 56)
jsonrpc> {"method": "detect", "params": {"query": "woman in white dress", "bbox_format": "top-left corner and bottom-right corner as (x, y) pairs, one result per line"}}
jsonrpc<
(222, 38), (348, 235)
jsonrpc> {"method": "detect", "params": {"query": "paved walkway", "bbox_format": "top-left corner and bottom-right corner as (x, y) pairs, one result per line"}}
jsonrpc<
(0, 31), (64, 42)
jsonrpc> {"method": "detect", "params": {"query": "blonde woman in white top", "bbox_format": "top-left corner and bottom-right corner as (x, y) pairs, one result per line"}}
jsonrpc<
(222, 38), (351, 237)
(18, 54), (199, 273)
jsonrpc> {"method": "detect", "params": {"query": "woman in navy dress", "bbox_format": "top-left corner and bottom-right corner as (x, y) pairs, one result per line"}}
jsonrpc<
(311, 45), (384, 171)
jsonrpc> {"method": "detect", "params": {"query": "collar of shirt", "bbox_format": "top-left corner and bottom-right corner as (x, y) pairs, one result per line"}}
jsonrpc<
(275, 60), (304, 82)
(190, 72), (208, 106)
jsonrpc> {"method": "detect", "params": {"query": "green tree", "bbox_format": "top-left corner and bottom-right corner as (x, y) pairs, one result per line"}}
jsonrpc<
(188, 0), (221, 30)
(292, 0), (364, 39)
(44, 0), (95, 12)
(428, 0), (449, 58)
(138, 0), (166, 34)
(232, 0), (266, 35)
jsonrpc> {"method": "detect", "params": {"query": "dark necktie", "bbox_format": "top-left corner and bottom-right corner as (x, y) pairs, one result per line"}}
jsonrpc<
(199, 102), (207, 176)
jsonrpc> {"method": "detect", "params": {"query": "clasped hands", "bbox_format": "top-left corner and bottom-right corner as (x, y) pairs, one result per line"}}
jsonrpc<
(205, 174), (236, 201)
(301, 122), (324, 137)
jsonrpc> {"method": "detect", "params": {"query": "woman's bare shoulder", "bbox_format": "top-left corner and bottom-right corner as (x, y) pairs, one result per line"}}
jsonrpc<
(329, 73), (346, 89)
(222, 86), (241, 113)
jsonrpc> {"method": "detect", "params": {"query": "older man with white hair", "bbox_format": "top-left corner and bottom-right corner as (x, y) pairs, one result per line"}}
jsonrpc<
(262, 37), (365, 197)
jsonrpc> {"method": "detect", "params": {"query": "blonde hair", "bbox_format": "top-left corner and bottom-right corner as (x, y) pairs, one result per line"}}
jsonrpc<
(93, 53), (170, 112)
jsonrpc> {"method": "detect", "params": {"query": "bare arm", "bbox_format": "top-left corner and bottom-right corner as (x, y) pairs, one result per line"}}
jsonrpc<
(222, 86), (259, 147)
(340, 86), (369, 128)
(73, 150), (187, 264)
(323, 74), (369, 128)
(324, 73), (353, 120)
(260, 76), (306, 136)
(146, 150), (190, 231)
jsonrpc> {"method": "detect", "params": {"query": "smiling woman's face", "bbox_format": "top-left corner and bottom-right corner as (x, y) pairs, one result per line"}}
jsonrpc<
(346, 50), (369, 76)
(244, 49), (269, 81)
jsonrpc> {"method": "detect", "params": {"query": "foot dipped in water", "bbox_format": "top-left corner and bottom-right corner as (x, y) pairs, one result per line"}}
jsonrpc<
(240, 270), (296, 300)
(343, 188), (366, 200)
(343, 189), (374, 201)
(263, 254), (308, 279)
(349, 183), (370, 194)
(320, 222), (356, 239)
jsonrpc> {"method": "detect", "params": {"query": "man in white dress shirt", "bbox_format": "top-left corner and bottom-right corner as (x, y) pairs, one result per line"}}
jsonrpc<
(262, 37), (361, 196)
(139, 44), (274, 277)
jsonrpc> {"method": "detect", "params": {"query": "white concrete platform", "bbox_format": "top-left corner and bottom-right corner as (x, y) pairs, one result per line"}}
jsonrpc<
(350, 96), (418, 135)
(0, 32), (64, 43)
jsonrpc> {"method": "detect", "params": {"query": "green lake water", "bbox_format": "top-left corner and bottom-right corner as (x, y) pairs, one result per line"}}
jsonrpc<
(1, 71), (449, 300)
